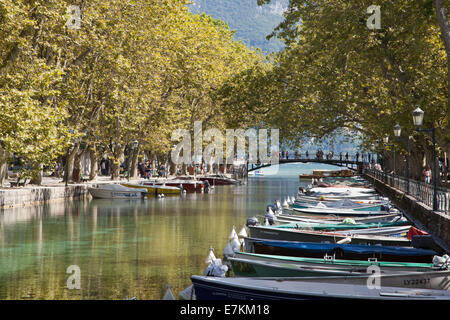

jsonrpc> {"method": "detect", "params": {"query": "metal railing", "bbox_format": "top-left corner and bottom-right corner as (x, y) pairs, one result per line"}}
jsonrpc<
(364, 168), (450, 213)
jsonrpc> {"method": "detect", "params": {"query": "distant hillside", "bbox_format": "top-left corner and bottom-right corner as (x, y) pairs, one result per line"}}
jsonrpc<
(188, 0), (287, 53)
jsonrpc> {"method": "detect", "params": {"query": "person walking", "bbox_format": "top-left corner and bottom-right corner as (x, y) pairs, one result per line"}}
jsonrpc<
(424, 165), (432, 184)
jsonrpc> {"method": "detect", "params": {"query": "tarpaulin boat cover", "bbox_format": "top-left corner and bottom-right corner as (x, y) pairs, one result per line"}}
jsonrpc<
(256, 240), (437, 257)
(407, 226), (428, 240)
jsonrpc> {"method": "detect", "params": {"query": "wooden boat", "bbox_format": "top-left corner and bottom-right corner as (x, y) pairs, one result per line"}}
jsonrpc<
(120, 182), (181, 196)
(291, 206), (392, 217)
(299, 169), (354, 180)
(296, 193), (380, 201)
(231, 251), (444, 277)
(243, 238), (436, 262)
(145, 178), (205, 192)
(272, 220), (409, 232)
(191, 275), (450, 300)
(229, 258), (450, 290)
(292, 199), (389, 211)
(274, 212), (402, 224)
(191, 174), (241, 185)
(88, 184), (147, 199)
(248, 170), (264, 176)
(247, 225), (411, 246)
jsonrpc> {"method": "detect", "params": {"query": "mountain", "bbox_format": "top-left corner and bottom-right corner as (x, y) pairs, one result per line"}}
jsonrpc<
(188, 0), (287, 53)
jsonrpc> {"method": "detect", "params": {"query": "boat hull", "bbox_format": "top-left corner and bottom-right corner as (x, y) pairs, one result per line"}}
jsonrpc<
(244, 238), (435, 263)
(120, 183), (180, 195)
(291, 207), (391, 217)
(144, 180), (204, 192)
(248, 225), (411, 246)
(88, 187), (146, 199)
(191, 276), (450, 300)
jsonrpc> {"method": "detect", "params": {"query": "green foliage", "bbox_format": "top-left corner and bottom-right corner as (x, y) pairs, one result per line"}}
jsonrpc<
(0, 0), (265, 183)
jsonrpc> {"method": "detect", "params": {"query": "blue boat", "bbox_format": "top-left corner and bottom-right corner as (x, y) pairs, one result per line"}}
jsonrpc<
(244, 238), (437, 263)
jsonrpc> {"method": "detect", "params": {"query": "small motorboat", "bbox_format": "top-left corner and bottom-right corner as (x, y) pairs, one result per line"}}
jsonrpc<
(121, 182), (181, 196)
(243, 237), (437, 262)
(88, 184), (147, 199)
(195, 174), (241, 185)
(191, 275), (450, 300)
(141, 178), (205, 193)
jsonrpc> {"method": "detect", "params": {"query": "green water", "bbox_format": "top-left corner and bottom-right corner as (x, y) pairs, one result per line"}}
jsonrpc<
(0, 163), (340, 300)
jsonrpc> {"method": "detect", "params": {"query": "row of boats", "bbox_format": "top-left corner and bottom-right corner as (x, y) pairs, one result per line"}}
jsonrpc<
(189, 177), (450, 300)
(87, 174), (240, 199)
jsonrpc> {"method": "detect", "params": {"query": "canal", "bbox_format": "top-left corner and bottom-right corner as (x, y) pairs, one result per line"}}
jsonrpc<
(0, 163), (340, 300)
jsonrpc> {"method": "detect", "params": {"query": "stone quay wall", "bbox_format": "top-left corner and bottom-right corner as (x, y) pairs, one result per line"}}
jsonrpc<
(364, 173), (450, 252)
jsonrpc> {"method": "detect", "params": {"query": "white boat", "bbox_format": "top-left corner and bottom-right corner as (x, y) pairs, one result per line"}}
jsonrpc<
(291, 204), (393, 217)
(88, 184), (147, 199)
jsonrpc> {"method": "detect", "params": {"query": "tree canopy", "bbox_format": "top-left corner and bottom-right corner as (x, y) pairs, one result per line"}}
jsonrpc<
(0, 0), (265, 183)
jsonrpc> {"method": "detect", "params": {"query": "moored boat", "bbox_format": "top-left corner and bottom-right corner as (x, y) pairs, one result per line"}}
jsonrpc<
(247, 225), (411, 246)
(193, 174), (241, 185)
(191, 275), (450, 300)
(274, 212), (402, 224)
(229, 252), (450, 289)
(88, 184), (147, 199)
(121, 182), (181, 196)
(272, 220), (409, 232)
(243, 238), (437, 262)
(291, 206), (393, 217)
(147, 178), (205, 193)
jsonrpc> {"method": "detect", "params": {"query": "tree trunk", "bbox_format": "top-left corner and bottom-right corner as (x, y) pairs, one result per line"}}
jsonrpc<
(64, 144), (79, 183)
(130, 146), (139, 178)
(110, 144), (124, 180)
(110, 161), (120, 180)
(0, 146), (9, 186)
(89, 146), (98, 181)
(73, 150), (82, 183)
(30, 162), (43, 185)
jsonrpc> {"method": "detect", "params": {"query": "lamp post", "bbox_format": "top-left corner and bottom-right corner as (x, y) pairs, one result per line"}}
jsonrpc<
(383, 135), (396, 175)
(412, 107), (438, 211)
(393, 124), (411, 194)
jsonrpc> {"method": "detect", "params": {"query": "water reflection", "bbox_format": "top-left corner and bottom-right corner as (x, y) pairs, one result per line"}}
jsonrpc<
(0, 164), (339, 299)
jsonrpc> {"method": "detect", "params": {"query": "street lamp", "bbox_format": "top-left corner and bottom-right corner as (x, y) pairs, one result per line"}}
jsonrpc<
(383, 135), (396, 175)
(412, 107), (438, 211)
(412, 107), (425, 126)
(393, 124), (402, 138)
(393, 124), (411, 194)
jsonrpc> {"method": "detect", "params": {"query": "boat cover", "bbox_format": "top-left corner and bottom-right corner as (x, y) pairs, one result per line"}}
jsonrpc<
(255, 240), (437, 257)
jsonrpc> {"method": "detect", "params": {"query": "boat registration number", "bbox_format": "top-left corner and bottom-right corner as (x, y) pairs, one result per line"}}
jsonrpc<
(403, 278), (430, 286)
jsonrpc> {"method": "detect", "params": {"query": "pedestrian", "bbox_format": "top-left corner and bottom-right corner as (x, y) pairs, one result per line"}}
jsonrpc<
(145, 160), (151, 179)
(138, 161), (145, 178)
(101, 159), (106, 176)
(339, 152), (342, 161)
(345, 152), (349, 161)
(305, 151), (309, 159)
(356, 152), (360, 162)
(424, 165), (432, 184)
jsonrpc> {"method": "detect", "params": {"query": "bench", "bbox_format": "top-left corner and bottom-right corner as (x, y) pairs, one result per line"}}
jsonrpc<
(10, 177), (28, 187)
